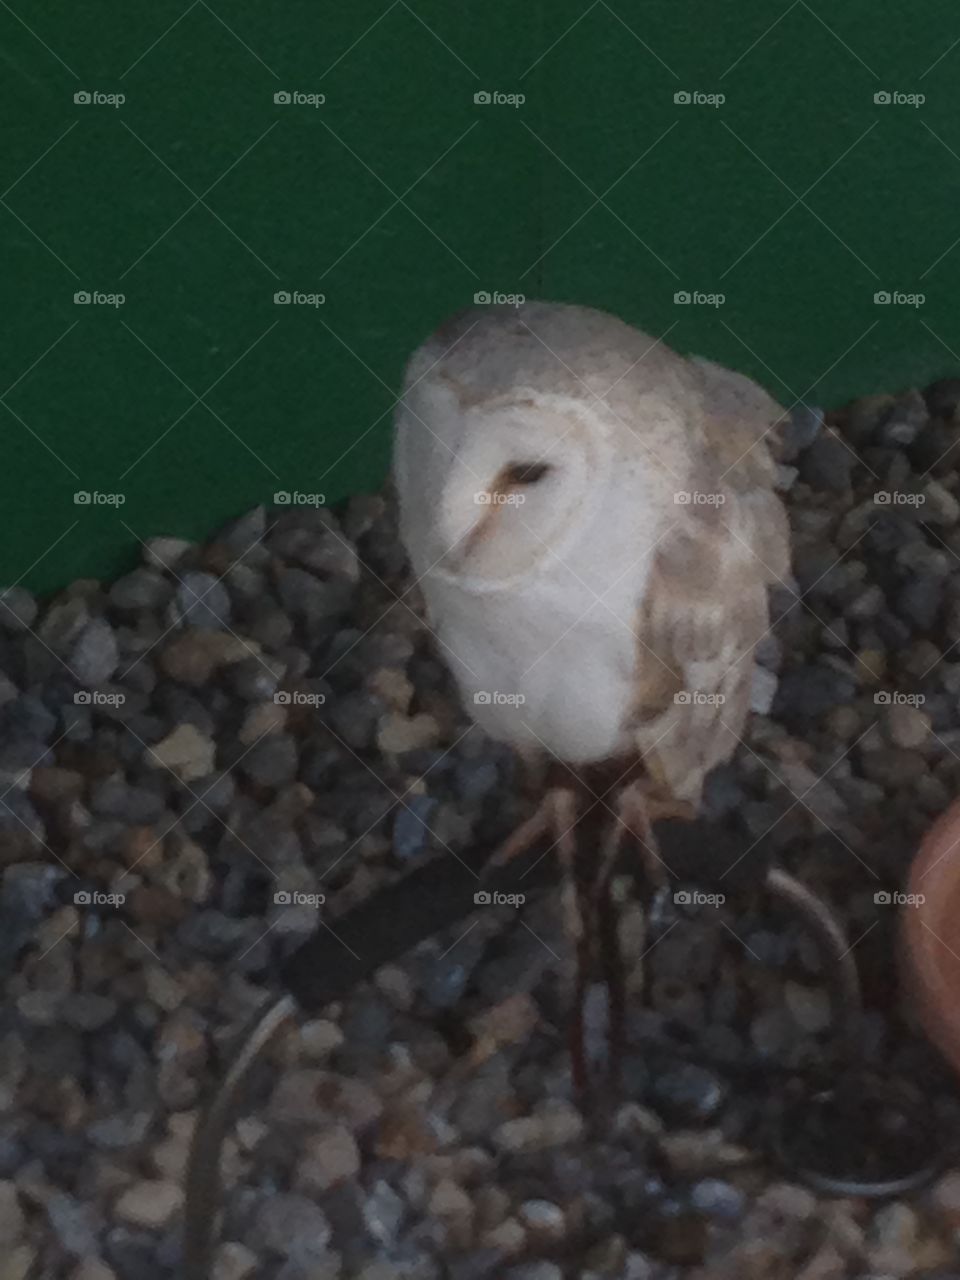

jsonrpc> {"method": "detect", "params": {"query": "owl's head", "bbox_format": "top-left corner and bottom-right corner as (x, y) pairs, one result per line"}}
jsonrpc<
(429, 392), (613, 591)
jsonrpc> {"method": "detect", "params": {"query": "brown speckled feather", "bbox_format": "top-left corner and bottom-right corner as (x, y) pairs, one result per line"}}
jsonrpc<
(628, 360), (790, 805)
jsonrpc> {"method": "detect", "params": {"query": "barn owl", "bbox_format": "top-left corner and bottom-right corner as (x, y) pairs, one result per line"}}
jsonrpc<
(393, 301), (799, 1086)
(395, 300), (788, 806)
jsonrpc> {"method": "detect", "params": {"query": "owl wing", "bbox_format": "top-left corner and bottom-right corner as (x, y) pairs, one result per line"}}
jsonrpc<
(628, 360), (790, 805)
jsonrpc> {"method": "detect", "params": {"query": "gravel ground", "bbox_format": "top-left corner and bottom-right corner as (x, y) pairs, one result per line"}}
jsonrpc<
(6, 380), (960, 1278)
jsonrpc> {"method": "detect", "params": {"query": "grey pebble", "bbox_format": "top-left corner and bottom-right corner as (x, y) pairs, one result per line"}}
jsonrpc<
(176, 571), (232, 630)
(238, 733), (299, 787)
(0, 586), (37, 632)
(278, 567), (352, 623)
(393, 795), (438, 862)
(362, 1179), (406, 1247)
(690, 1178), (746, 1220)
(46, 1191), (101, 1257)
(649, 1062), (726, 1124)
(109, 569), (172, 612)
(216, 505), (267, 555)
(780, 404), (823, 462)
(71, 618), (119, 687)
(255, 1192), (332, 1261)
(799, 430), (854, 492)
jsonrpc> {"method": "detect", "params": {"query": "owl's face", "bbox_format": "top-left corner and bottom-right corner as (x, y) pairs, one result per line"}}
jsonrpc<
(430, 395), (612, 591)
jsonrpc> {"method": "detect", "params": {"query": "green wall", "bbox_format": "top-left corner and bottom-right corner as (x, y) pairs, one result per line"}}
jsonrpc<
(2, 1), (957, 591)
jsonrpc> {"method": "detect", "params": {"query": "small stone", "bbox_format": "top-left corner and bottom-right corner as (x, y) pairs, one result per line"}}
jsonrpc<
(160, 630), (259, 684)
(299, 1019), (344, 1061)
(924, 479), (960, 525)
(774, 666), (856, 726)
(69, 618), (119, 686)
(650, 1062), (726, 1123)
(294, 1125), (360, 1193)
(690, 1178), (745, 1220)
(750, 665), (778, 715)
(865, 1201), (920, 1275)
(924, 375), (960, 418)
(239, 733), (298, 787)
(177, 571), (232, 630)
(377, 712), (441, 754)
(783, 981), (831, 1033)
(114, 1179), (183, 1229)
(271, 1071), (382, 1130)
(518, 1199), (565, 1242)
(216, 506), (267, 555)
(878, 389), (928, 446)
(393, 795), (438, 862)
(884, 701), (932, 749)
(493, 1100), (584, 1153)
(367, 667), (414, 712)
(277, 567), (351, 623)
(144, 536), (193, 569)
(363, 1180), (405, 1247)
(504, 1265), (563, 1280)
(482, 1218), (526, 1253)
(750, 1007), (796, 1057)
(896, 574), (944, 630)
(212, 1242), (259, 1280)
(46, 1192), (101, 1257)
(0, 587), (37, 632)
(754, 1182), (818, 1221)
(63, 993), (118, 1031)
(780, 404), (823, 461)
(256, 1192), (332, 1261)
(429, 1178), (474, 1219)
(798, 430), (854, 492)
(930, 1169), (960, 1228)
(147, 723), (215, 782)
(238, 702), (287, 745)
(70, 1263), (117, 1280)
(0, 1181), (24, 1245)
(0, 1245), (35, 1280)
(109, 568), (171, 611)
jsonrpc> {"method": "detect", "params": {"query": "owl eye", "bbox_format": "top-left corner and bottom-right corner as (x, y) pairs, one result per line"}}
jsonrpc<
(501, 461), (552, 486)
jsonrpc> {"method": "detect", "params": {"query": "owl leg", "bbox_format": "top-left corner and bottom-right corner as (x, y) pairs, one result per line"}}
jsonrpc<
(616, 777), (695, 895)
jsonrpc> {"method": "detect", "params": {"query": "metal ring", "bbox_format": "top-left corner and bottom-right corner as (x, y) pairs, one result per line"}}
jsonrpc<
(772, 1076), (947, 1197)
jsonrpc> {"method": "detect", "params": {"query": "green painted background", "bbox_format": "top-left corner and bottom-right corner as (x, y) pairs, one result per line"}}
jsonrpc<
(2, 1), (958, 591)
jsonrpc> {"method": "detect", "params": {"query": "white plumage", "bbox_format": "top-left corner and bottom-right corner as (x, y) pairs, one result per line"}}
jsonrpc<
(394, 301), (790, 812)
